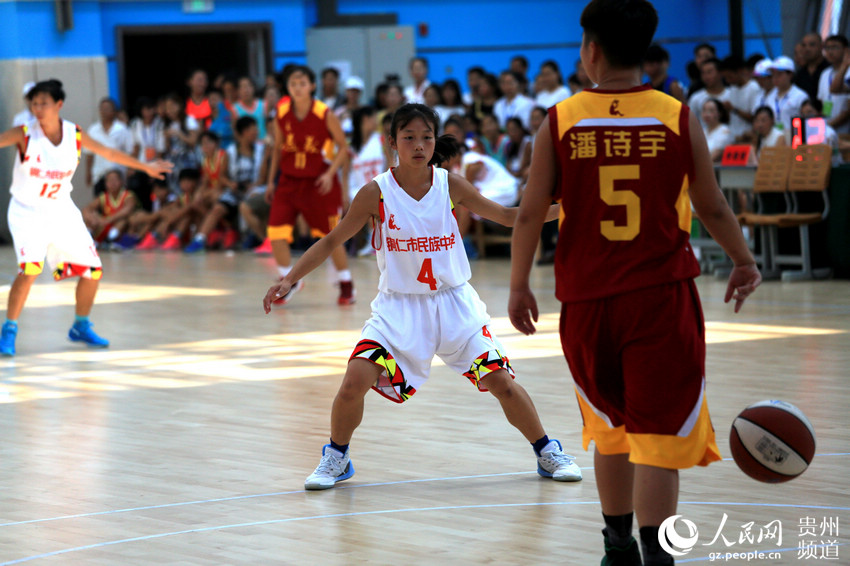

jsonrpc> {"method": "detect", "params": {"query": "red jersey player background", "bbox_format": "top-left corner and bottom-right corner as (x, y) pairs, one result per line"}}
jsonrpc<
(265, 65), (354, 306)
(508, 1), (761, 565)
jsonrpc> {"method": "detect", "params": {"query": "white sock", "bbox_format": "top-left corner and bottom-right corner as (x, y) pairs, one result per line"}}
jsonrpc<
(194, 233), (206, 243)
(107, 226), (121, 241)
(278, 265), (292, 278)
(337, 269), (352, 282)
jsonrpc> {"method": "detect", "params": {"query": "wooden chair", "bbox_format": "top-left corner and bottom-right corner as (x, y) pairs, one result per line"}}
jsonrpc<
(473, 219), (513, 259)
(736, 145), (793, 278)
(775, 144), (832, 281)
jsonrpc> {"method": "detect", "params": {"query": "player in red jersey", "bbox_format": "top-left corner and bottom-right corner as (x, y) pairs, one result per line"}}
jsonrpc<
(265, 65), (354, 305)
(508, 1), (761, 565)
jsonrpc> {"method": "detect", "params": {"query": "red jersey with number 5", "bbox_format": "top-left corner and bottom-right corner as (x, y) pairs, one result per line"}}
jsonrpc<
(549, 85), (700, 303)
(275, 97), (332, 179)
(11, 119), (81, 208)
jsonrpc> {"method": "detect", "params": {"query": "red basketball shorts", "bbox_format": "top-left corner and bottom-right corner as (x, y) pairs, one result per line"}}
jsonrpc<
(268, 173), (342, 243)
(559, 279), (721, 469)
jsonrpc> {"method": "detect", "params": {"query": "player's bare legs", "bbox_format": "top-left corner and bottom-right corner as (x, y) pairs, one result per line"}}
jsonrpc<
(634, 464), (678, 526)
(271, 238), (292, 268)
(5, 274), (37, 320)
(75, 277), (99, 317)
(595, 450), (635, 515)
(329, 359), (382, 445)
(480, 369), (545, 442)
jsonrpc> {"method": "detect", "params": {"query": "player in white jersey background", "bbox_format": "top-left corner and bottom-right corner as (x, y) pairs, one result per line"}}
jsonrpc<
(263, 104), (582, 491)
(0, 79), (172, 357)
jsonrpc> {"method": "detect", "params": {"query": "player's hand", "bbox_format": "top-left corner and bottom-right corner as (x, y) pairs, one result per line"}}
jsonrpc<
(315, 172), (334, 195)
(263, 279), (292, 313)
(508, 288), (539, 336)
(264, 183), (276, 205)
(145, 159), (174, 180)
(724, 263), (762, 313)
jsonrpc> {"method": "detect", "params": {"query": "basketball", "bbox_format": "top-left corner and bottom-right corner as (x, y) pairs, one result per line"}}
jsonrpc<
(729, 400), (816, 483)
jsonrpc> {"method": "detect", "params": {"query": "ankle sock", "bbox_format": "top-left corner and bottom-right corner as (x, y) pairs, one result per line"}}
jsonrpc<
(337, 269), (352, 283)
(532, 435), (550, 456)
(74, 315), (89, 326)
(329, 439), (349, 455)
(278, 265), (292, 278)
(640, 525), (673, 565)
(603, 512), (634, 548)
(4, 319), (17, 328)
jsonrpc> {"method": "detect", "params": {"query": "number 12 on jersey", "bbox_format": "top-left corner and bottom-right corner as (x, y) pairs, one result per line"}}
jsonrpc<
(417, 258), (438, 290)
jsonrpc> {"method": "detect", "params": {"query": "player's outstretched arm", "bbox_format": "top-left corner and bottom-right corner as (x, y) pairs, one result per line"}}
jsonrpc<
(687, 110), (761, 312)
(80, 131), (173, 180)
(509, 119), (557, 335)
(447, 172), (558, 228)
(262, 181), (379, 313)
(0, 126), (25, 150)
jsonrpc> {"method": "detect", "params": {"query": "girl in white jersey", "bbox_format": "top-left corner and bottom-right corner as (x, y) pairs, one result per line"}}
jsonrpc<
(0, 80), (171, 357)
(262, 104), (582, 490)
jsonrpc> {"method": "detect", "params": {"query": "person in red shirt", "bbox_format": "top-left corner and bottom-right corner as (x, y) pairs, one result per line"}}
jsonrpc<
(185, 69), (212, 130)
(265, 65), (354, 305)
(508, 1), (761, 565)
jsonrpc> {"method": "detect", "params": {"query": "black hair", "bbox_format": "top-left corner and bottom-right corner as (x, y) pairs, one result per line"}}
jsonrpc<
(104, 168), (124, 181)
(350, 106), (376, 153)
(700, 57), (721, 72)
(753, 105), (775, 122)
(99, 97), (118, 111)
(278, 63), (297, 96)
(720, 54), (746, 71)
(540, 60), (564, 85)
(432, 135), (463, 167)
(390, 103), (456, 166)
(480, 73), (502, 98)
(467, 66), (486, 77)
(178, 168), (201, 182)
(580, 0), (658, 68)
(704, 98), (730, 124)
(510, 55), (529, 70)
(152, 177), (170, 190)
(234, 115), (258, 135)
(825, 34), (849, 48)
(237, 75), (256, 90)
(801, 98), (823, 114)
(500, 70), (525, 87)
(644, 44), (670, 63)
(531, 105), (548, 118)
(505, 117), (529, 160)
(199, 130), (220, 144)
(321, 67), (340, 79)
(283, 65), (316, 87)
(423, 83), (443, 106)
(746, 54), (766, 69)
(27, 79), (66, 102)
(163, 92), (189, 134)
(134, 96), (155, 115)
(207, 87), (223, 97)
(374, 83), (389, 110)
(441, 79), (463, 106)
(694, 43), (716, 56)
(443, 116), (465, 135)
(410, 56), (429, 69)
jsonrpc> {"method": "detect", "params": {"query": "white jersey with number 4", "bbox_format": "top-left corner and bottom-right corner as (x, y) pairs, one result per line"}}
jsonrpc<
(11, 119), (81, 207)
(374, 166), (469, 294)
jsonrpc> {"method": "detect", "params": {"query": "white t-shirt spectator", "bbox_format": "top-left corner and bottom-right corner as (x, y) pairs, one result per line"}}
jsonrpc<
(535, 86), (571, 110)
(764, 84), (809, 139)
(86, 120), (133, 182)
(688, 87), (730, 129)
(403, 80), (431, 105)
(461, 151), (519, 207)
(703, 124), (734, 160)
(130, 117), (166, 164)
(818, 67), (850, 134)
(727, 80), (763, 139)
(12, 109), (34, 128)
(494, 94), (535, 130)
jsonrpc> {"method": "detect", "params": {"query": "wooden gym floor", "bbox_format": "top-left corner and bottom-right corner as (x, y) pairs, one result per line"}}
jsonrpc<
(0, 249), (848, 565)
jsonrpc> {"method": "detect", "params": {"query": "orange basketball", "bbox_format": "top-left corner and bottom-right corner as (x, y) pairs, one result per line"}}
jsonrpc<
(729, 400), (816, 483)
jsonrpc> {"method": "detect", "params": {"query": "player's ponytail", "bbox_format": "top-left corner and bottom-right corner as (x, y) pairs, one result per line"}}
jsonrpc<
(430, 135), (462, 166)
(27, 79), (65, 102)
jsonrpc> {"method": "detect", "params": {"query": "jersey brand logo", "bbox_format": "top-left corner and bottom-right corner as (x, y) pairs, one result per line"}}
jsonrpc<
(610, 100), (624, 116)
(388, 214), (400, 230)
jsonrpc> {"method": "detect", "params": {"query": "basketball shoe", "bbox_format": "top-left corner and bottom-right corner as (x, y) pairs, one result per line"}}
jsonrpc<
(601, 529), (643, 566)
(338, 281), (355, 305)
(68, 320), (109, 348)
(135, 232), (160, 251)
(304, 444), (355, 490)
(0, 321), (17, 357)
(160, 233), (182, 251)
(271, 279), (303, 307)
(536, 439), (582, 481)
(253, 238), (273, 255)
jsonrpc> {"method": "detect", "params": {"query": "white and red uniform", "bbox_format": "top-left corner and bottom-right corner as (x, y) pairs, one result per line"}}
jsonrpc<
(8, 119), (102, 279)
(347, 132), (384, 203)
(351, 166), (514, 403)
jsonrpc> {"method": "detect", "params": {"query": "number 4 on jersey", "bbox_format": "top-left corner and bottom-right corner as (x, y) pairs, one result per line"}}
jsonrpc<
(417, 258), (437, 290)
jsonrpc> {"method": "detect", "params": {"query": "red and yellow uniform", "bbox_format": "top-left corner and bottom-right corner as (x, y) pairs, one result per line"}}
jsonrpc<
(268, 97), (342, 243)
(93, 188), (133, 242)
(550, 85), (719, 469)
(201, 148), (227, 188)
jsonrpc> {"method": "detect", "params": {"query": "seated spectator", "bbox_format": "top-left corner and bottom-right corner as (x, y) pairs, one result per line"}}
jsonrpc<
(644, 44), (684, 102)
(423, 83), (442, 110)
(688, 58), (730, 128)
(129, 96), (166, 211)
(207, 88), (234, 149)
(86, 97), (134, 195)
(567, 59), (595, 93)
(82, 169), (138, 248)
(505, 117), (532, 186)
(464, 66), (486, 107)
(534, 60), (572, 109)
(765, 56), (809, 139)
(404, 57), (431, 104)
(12, 82), (35, 127)
(336, 76), (365, 136)
(799, 98), (843, 166)
(685, 43), (717, 98)
(471, 73), (500, 120)
(818, 34), (850, 134)
(495, 70), (535, 129)
(435, 79), (467, 125)
(233, 76), (267, 141)
(529, 106), (548, 141)
(157, 168), (202, 251)
(185, 69), (212, 129)
(720, 54), (763, 140)
(343, 106), (385, 256)
(376, 83), (404, 130)
(749, 106), (786, 159)
(479, 113), (510, 164)
(163, 92), (200, 184)
(190, 131), (232, 235)
(133, 178), (181, 250)
(702, 98), (734, 163)
(262, 84), (281, 145)
(510, 54), (531, 94)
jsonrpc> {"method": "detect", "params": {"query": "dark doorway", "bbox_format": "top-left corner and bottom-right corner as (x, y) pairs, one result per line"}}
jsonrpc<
(117, 24), (272, 115)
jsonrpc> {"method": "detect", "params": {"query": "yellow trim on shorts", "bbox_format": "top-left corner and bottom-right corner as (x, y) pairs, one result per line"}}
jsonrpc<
(20, 262), (44, 276)
(267, 224), (294, 243)
(576, 389), (721, 469)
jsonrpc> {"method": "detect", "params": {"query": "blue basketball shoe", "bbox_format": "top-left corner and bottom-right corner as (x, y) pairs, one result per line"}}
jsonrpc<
(68, 320), (109, 348)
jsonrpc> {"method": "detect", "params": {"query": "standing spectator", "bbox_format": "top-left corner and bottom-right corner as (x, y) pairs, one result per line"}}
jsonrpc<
(404, 57), (431, 104)
(643, 44), (684, 102)
(687, 58), (730, 128)
(471, 73), (500, 120)
(219, 74), (239, 113)
(504, 117), (532, 184)
(85, 97), (133, 196)
(320, 67), (343, 110)
(510, 55), (531, 94)
(207, 89), (234, 149)
(233, 76), (267, 141)
(765, 56), (809, 138)
(751, 58), (774, 111)
(376, 83), (404, 128)
(494, 71), (535, 130)
(479, 113), (509, 164)
(464, 65), (486, 107)
(129, 96), (166, 210)
(818, 35), (850, 134)
(568, 59), (595, 93)
(720, 55), (763, 140)
(702, 98), (734, 162)
(435, 79), (466, 124)
(685, 42), (717, 98)
(162, 93), (200, 184)
(422, 83), (442, 110)
(185, 69), (211, 129)
(336, 76), (365, 136)
(12, 82), (35, 127)
(262, 85), (281, 145)
(795, 32), (829, 102)
(529, 106), (547, 140)
(534, 61), (572, 109)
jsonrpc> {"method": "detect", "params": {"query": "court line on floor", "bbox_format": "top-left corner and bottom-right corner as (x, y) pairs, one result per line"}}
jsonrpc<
(2, 453), (847, 530)
(2, 501), (848, 565)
